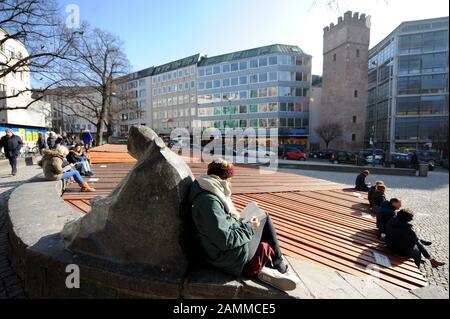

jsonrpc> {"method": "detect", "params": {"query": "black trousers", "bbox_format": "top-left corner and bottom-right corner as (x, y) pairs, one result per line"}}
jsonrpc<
(411, 241), (431, 267)
(247, 214), (283, 264)
(8, 156), (18, 173)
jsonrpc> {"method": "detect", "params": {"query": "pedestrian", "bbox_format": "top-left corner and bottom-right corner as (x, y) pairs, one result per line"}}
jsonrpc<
(376, 198), (401, 240)
(385, 208), (445, 268)
(355, 170), (370, 192)
(0, 128), (23, 176)
(188, 159), (299, 292)
(411, 151), (419, 170)
(39, 145), (96, 192)
(81, 129), (93, 152)
(37, 132), (47, 155)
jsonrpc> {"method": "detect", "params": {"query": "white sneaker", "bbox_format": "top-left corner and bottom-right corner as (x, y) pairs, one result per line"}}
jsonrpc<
(257, 267), (299, 292)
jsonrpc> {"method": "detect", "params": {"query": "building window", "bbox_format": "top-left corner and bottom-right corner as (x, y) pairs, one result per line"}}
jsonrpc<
(352, 134), (356, 142)
(354, 90), (358, 98)
(353, 116), (357, 123)
(356, 49), (360, 58)
(333, 53), (336, 61)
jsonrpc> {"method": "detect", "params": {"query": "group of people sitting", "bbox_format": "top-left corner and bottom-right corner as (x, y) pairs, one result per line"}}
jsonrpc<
(38, 144), (96, 192)
(355, 170), (445, 268)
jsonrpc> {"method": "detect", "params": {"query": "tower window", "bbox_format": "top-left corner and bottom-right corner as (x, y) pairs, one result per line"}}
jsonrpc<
(352, 134), (356, 142)
(354, 90), (358, 98)
(356, 49), (360, 58)
(333, 53), (336, 62)
(353, 116), (357, 123)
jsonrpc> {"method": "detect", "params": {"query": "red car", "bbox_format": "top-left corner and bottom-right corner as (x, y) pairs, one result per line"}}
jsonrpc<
(284, 147), (307, 161)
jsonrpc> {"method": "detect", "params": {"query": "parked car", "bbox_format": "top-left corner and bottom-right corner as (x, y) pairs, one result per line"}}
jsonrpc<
(283, 147), (307, 161)
(330, 151), (357, 165)
(361, 149), (385, 164)
(415, 150), (441, 166)
(279, 144), (304, 156)
(386, 152), (435, 171)
(309, 149), (336, 159)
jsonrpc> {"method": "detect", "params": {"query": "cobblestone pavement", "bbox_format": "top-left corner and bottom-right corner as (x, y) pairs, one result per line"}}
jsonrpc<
(0, 163), (42, 299)
(281, 167), (450, 291)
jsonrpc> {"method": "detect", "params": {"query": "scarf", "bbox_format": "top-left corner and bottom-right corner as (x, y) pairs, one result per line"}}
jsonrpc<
(196, 174), (240, 220)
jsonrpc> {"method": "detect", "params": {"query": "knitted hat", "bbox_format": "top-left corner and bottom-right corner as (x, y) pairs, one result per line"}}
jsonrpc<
(207, 159), (235, 180)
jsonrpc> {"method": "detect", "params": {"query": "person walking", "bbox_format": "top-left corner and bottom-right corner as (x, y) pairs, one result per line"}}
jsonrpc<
(411, 151), (419, 171)
(0, 129), (23, 176)
(37, 132), (47, 155)
(81, 129), (93, 152)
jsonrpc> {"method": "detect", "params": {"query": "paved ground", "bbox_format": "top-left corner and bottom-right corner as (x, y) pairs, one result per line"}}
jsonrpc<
(0, 162), (41, 299)
(280, 167), (449, 291)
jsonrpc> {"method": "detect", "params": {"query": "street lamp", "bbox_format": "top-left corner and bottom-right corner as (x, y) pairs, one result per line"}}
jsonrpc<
(370, 60), (379, 167)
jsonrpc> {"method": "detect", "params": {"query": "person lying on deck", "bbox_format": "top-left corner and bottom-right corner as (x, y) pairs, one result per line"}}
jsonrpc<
(67, 143), (94, 177)
(188, 159), (299, 292)
(39, 145), (96, 193)
(355, 170), (370, 192)
(385, 208), (445, 268)
(376, 198), (401, 240)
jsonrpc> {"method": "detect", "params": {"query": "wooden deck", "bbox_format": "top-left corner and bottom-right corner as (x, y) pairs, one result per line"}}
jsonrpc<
(62, 145), (428, 291)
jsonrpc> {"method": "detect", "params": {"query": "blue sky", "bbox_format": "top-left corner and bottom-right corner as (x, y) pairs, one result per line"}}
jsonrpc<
(58, 0), (449, 75)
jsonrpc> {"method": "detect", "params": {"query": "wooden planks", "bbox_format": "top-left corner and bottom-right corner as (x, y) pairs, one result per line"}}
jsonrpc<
(62, 145), (428, 291)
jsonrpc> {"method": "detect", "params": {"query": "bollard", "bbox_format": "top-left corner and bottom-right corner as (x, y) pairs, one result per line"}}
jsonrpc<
(418, 163), (429, 177)
(25, 156), (34, 166)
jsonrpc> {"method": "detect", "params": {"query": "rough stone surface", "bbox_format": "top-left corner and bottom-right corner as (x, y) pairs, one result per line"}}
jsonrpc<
(61, 126), (194, 276)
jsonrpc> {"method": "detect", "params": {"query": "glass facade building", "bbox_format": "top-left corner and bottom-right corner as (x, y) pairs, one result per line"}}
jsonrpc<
(197, 44), (312, 145)
(366, 17), (449, 156)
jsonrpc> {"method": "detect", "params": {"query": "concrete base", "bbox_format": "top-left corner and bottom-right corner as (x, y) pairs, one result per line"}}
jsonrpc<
(7, 175), (443, 299)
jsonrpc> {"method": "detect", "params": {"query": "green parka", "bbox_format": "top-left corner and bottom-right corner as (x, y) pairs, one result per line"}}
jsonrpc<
(188, 181), (254, 276)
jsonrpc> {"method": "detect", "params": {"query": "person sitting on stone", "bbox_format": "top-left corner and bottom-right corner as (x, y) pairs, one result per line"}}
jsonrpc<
(188, 159), (299, 292)
(368, 181), (384, 208)
(385, 208), (445, 268)
(355, 170), (370, 192)
(67, 143), (94, 177)
(39, 145), (95, 192)
(376, 198), (401, 240)
(371, 184), (386, 213)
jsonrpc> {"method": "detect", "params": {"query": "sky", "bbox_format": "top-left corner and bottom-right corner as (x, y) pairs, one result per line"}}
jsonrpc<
(58, 0), (449, 75)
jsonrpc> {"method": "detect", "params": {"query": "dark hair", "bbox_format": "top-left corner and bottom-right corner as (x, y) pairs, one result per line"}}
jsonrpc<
(362, 170), (370, 175)
(397, 208), (414, 222)
(207, 159), (234, 180)
(376, 185), (386, 192)
(390, 198), (401, 205)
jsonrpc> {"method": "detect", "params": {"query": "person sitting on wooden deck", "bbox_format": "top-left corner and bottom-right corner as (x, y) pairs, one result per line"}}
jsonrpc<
(385, 208), (445, 268)
(39, 145), (96, 193)
(372, 184), (387, 213)
(376, 198), (401, 240)
(355, 170), (370, 192)
(368, 181), (384, 208)
(188, 159), (299, 292)
(67, 143), (94, 177)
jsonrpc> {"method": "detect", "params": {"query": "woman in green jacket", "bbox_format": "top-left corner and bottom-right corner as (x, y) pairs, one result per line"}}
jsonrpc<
(188, 159), (298, 291)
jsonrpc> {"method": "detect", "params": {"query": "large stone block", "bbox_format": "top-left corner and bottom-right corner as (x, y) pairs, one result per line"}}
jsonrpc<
(61, 126), (195, 277)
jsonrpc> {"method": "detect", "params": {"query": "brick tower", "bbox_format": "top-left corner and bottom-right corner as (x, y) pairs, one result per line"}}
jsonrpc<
(320, 11), (370, 151)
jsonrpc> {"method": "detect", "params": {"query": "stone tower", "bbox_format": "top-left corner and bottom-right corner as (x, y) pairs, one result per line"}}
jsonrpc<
(320, 11), (370, 151)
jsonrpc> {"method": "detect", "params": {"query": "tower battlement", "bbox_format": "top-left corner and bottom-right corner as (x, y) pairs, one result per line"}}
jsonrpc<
(323, 11), (369, 34)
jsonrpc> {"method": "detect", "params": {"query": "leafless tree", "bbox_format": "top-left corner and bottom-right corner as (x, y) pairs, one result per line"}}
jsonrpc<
(0, 0), (77, 110)
(53, 26), (131, 145)
(315, 121), (343, 150)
